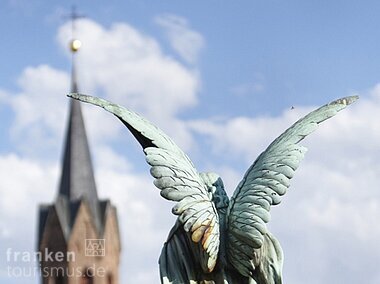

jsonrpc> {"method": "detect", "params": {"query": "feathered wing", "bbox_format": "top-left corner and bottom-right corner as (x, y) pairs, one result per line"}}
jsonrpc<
(226, 96), (358, 277)
(68, 93), (220, 272)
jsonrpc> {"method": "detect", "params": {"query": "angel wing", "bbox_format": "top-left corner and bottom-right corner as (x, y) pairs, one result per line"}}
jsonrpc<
(226, 96), (358, 277)
(68, 93), (220, 272)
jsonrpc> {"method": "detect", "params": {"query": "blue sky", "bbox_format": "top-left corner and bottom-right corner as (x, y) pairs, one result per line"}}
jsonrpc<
(1, 1), (380, 283)
(3, 1), (380, 116)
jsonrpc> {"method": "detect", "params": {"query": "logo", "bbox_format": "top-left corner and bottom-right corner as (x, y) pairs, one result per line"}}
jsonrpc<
(85, 239), (105, 257)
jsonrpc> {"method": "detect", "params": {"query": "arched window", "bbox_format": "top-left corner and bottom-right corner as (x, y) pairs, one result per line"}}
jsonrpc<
(81, 268), (94, 284)
(56, 273), (64, 284)
(50, 269), (65, 284)
(107, 273), (113, 284)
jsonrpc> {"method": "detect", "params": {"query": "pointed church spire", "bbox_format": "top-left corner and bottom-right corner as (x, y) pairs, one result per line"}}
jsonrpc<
(58, 8), (101, 232)
(38, 10), (120, 282)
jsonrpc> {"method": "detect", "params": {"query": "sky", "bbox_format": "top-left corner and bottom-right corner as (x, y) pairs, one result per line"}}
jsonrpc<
(1, 0), (380, 283)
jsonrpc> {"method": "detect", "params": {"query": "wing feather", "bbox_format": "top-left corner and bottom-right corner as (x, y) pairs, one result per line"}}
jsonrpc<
(226, 96), (358, 276)
(68, 93), (220, 272)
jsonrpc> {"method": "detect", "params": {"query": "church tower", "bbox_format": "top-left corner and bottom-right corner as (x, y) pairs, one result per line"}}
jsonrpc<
(37, 10), (121, 284)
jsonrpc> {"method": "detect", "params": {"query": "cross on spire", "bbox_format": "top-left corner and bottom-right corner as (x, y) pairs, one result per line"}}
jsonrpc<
(69, 6), (85, 39)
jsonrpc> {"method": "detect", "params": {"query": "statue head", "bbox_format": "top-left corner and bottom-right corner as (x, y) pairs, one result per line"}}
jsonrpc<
(200, 172), (229, 209)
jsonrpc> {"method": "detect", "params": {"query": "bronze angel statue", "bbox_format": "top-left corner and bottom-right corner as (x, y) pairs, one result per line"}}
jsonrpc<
(69, 93), (357, 284)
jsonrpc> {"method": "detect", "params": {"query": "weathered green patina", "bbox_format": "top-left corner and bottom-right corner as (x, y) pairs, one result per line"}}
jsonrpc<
(69, 93), (357, 284)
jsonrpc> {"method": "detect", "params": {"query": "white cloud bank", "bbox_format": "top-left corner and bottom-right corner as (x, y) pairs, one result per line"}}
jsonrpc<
(57, 19), (200, 149)
(2, 18), (202, 160)
(6, 65), (69, 159)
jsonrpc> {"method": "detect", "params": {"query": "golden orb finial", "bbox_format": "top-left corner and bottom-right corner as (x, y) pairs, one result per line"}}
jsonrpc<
(70, 39), (82, 52)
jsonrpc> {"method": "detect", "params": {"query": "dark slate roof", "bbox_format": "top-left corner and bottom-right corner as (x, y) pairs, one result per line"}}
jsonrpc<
(37, 198), (114, 245)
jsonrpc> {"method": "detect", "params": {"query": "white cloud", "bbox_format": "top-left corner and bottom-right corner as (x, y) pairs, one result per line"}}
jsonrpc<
(57, 18), (200, 115)
(4, 65), (69, 158)
(188, 107), (306, 162)
(0, 154), (57, 283)
(1, 17), (202, 160)
(231, 82), (265, 97)
(95, 160), (175, 283)
(57, 18), (201, 151)
(155, 14), (204, 64)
